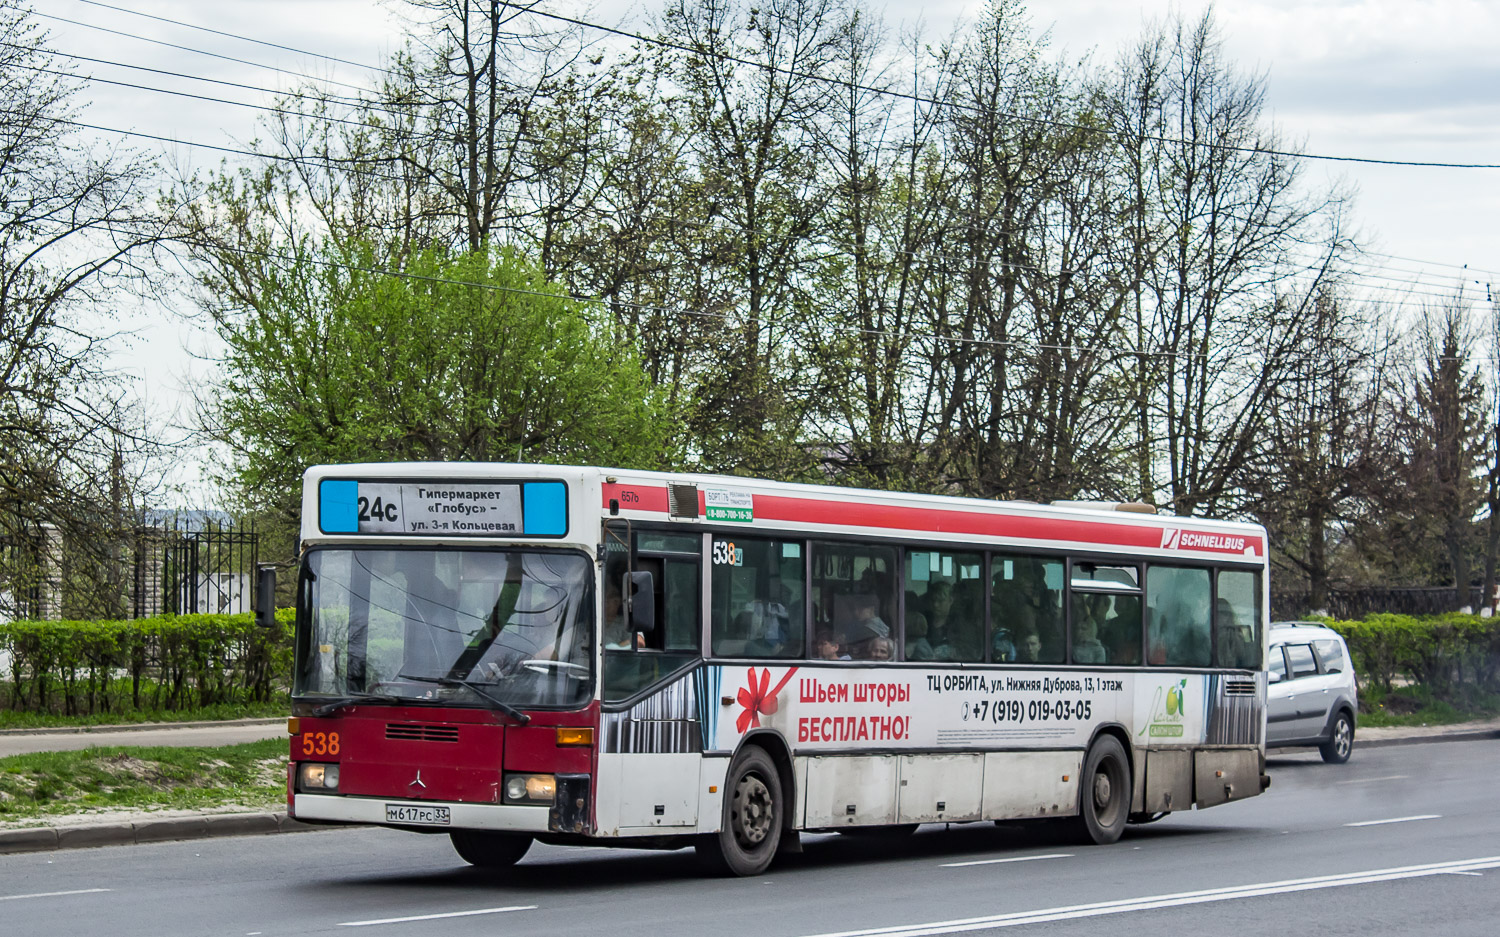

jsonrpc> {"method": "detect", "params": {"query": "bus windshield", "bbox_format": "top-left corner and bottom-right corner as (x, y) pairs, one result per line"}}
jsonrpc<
(295, 548), (593, 709)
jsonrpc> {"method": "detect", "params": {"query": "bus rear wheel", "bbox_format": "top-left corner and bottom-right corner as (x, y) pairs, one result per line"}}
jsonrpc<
(697, 746), (783, 876)
(1069, 736), (1131, 846)
(450, 830), (533, 868)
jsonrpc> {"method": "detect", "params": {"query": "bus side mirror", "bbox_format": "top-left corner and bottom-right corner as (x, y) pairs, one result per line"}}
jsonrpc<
(255, 565), (277, 629)
(627, 571), (656, 634)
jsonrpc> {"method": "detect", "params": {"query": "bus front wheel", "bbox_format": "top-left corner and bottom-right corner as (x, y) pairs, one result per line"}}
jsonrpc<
(450, 830), (532, 868)
(697, 746), (783, 876)
(1070, 736), (1131, 846)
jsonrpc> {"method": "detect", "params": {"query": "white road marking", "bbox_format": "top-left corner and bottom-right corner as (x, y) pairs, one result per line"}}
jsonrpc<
(1344, 814), (1441, 827)
(790, 856), (1500, 937)
(338, 905), (536, 927)
(0, 888), (111, 902)
(1336, 774), (1410, 785)
(943, 854), (1074, 868)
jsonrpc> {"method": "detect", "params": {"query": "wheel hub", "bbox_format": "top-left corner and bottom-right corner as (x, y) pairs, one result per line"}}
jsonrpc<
(733, 775), (774, 847)
(1093, 771), (1113, 810)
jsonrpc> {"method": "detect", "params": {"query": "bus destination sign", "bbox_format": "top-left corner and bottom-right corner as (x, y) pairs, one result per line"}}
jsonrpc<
(318, 479), (568, 537)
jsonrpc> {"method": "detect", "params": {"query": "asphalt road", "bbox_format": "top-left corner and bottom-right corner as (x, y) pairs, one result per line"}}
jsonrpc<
(3, 739), (1497, 937)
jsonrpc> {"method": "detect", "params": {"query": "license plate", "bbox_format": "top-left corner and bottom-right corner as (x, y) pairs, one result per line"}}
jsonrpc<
(386, 803), (451, 826)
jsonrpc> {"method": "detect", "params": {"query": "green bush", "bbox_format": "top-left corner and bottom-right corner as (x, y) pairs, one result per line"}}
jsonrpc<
(1325, 612), (1500, 703)
(0, 609), (293, 717)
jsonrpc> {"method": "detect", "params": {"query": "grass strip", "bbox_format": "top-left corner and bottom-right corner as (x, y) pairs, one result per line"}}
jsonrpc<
(0, 739), (287, 825)
(1358, 683), (1500, 728)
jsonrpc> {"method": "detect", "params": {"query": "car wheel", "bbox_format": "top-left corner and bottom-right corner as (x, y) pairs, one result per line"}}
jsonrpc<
(1320, 710), (1354, 764)
(1067, 735), (1131, 845)
(696, 746), (783, 876)
(449, 830), (532, 867)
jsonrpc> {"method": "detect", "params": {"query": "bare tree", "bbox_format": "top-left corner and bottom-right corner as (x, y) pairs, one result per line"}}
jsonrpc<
(0, 0), (167, 619)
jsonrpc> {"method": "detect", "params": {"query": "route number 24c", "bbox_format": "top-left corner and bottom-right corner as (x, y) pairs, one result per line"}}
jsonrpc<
(358, 496), (398, 523)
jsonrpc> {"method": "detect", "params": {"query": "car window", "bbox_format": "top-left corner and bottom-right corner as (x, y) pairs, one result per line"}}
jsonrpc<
(1269, 646), (1287, 680)
(1312, 638), (1346, 674)
(1285, 643), (1318, 679)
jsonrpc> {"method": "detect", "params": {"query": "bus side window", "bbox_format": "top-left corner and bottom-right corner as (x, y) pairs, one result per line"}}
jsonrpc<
(811, 542), (896, 661)
(990, 554), (1064, 663)
(1070, 564), (1143, 666)
(1145, 565), (1211, 667)
(1215, 570), (1262, 670)
(710, 537), (805, 659)
(905, 550), (984, 663)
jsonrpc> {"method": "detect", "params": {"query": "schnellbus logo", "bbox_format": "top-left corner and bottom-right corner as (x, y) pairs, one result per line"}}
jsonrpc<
(1140, 678), (1188, 737)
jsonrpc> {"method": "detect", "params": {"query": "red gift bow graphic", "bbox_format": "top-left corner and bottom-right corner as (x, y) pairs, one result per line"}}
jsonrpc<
(736, 666), (799, 734)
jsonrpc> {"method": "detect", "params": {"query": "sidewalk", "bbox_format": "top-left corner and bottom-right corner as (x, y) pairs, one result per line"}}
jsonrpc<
(0, 718), (286, 757)
(2, 715), (1496, 857)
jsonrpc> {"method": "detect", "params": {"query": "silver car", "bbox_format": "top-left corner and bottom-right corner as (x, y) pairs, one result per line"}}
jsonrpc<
(1267, 621), (1358, 763)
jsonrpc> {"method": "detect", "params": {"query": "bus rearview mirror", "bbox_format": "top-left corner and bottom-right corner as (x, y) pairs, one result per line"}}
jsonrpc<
(255, 564), (277, 629)
(627, 571), (656, 633)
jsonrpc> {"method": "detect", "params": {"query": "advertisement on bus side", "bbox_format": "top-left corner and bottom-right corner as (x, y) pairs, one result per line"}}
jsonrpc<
(704, 665), (1207, 752)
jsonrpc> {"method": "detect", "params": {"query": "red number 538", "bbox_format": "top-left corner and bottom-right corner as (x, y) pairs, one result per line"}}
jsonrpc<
(301, 731), (340, 756)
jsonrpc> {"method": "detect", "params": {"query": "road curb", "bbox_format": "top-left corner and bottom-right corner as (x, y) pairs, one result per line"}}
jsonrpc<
(0, 811), (319, 855)
(1355, 728), (1500, 748)
(0, 718), (285, 737)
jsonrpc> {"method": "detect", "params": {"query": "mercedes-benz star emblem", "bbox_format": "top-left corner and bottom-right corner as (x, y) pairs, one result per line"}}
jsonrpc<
(409, 769), (426, 789)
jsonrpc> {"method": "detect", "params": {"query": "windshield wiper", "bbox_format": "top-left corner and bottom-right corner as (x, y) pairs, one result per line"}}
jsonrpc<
(310, 693), (401, 717)
(396, 672), (531, 725)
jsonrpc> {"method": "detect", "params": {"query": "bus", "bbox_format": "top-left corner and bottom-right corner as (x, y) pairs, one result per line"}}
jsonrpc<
(277, 462), (1269, 876)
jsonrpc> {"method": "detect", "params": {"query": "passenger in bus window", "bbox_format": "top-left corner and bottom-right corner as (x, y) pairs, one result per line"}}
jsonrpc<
(870, 636), (896, 661)
(905, 611), (935, 660)
(1071, 606), (1108, 664)
(846, 597), (891, 659)
(814, 630), (850, 661)
(1214, 598), (1257, 669)
(1016, 627), (1043, 663)
(1097, 594), (1143, 665)
(927, 581), (980, 660)
(991, 624), (1016, 662)
(925, 581), (955, 649)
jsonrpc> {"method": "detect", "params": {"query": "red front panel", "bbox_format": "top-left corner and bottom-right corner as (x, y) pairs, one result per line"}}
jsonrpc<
(290, 702), (600, 809)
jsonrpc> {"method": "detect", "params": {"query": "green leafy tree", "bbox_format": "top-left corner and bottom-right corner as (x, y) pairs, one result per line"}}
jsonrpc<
(200, 243), (681, 552)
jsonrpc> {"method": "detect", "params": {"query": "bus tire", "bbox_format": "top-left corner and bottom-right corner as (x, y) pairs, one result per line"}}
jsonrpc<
(449, 830), (532, 868)
(696, 746), (783, 876)
(1070, 736), (1131, 846)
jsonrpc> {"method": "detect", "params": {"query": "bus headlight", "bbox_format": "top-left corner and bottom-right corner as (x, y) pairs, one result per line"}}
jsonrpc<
(504, 773), (555, 804)
(299, 763), (340, 791)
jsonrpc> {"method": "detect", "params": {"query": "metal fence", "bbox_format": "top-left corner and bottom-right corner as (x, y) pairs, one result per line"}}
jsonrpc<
(0, 514), (258, 621)
(1271, 586), (1491, 621)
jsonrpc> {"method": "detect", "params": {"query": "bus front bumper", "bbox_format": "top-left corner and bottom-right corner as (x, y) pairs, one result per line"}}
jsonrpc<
(293, 794), (553, 833)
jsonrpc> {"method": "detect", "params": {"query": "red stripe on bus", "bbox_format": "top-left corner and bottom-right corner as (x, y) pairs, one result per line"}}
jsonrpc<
(601, 483), (671, 513)
(601, 485), (1262, 556)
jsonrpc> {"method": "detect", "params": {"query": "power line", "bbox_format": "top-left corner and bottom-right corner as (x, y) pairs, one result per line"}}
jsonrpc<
(34, 11), (375, 97)
(71, 0), (390, 76)
(9, 56), (438, 143)
(498, 0), (1500, 171)
(54, 0), (1500, 173)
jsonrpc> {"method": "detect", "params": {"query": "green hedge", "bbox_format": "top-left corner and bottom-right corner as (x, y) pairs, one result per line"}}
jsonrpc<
(0, 609), (293, 716)
(1324, 612), (1500, 698)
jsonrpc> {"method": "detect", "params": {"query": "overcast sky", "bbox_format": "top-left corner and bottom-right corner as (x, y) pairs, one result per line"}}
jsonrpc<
(35, 0), (1500, 497)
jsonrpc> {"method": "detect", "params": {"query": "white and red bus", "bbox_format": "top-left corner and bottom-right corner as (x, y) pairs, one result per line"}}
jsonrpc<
(280, 463), (1269, 875)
